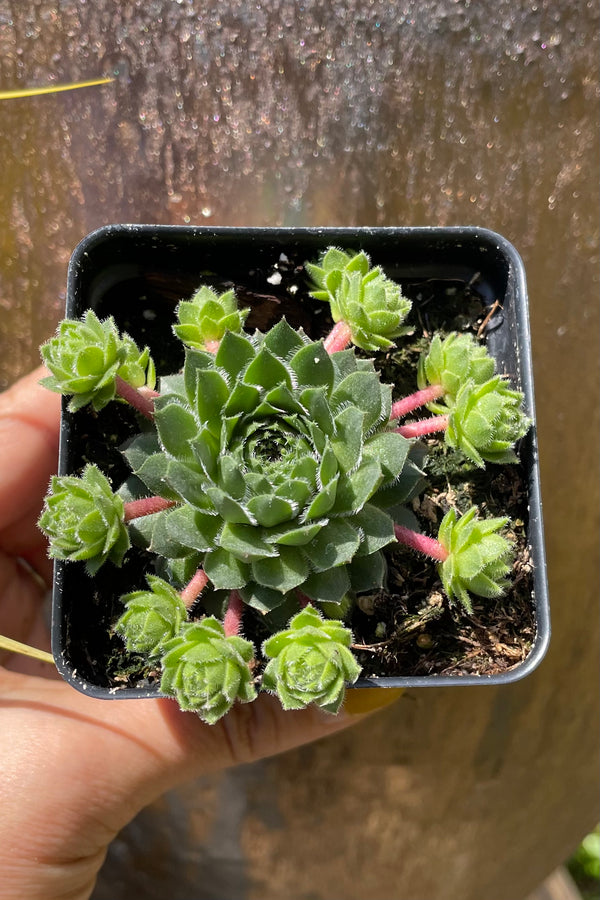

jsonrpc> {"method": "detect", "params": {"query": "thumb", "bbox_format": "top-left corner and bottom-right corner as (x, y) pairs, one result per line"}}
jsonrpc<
(0, 670), (401, 900)
(93, 685), (405, 828)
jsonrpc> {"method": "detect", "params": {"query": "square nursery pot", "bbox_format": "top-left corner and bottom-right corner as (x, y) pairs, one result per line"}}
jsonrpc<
(51, 225), (550, 699)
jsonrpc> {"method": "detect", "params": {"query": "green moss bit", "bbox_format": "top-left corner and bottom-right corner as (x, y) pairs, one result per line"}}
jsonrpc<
(40, 310), (154, 412)
(115, 575), (188, 657)
(446, 377), (531, 467)
(306, 247), (412, 351)
(39, 464), (129, 575)
(417, 332), (496, 411)
(437, 507), (514, 613)
(261, 605), (361, 713)
(160, 618), (257, 724)
(173, 286), (249, 350)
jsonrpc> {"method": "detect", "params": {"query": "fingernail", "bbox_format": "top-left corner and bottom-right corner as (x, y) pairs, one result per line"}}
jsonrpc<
(343, 687), (404, 716)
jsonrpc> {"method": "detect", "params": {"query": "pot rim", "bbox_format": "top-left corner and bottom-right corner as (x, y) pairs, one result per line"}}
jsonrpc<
(52, 224), (550, 695)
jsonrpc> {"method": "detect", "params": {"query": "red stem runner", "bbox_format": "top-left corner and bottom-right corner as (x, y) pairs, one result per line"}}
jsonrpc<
(123, 496), (177, 522)
(180, 568), (209, 609)
(115, 376), (158, 420)
(394, 524), (448, 562)
(391, 384), (445, 420)
(396, 415), (449, 439)
(323, 320), (353, 354)
(224, 590), (245, 637)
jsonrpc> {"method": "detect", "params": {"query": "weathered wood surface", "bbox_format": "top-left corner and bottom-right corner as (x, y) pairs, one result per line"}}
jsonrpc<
(0, 2), (598, 898)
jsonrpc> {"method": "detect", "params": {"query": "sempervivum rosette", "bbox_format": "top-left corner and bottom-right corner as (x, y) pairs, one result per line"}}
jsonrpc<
(40, 310), (155, 412)
(262, 605), (361, 713)
(306, 247), (412, 351)
(39, 464), (130, 575)
(160, 618), (257, 724)
(124, 319), (421, 613)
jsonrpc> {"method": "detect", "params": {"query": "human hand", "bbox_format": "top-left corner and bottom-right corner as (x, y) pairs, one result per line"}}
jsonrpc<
(0, 367), (400, 900)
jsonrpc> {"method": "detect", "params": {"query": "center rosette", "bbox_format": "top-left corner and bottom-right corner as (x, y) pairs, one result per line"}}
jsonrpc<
(125, 319), (417, 613)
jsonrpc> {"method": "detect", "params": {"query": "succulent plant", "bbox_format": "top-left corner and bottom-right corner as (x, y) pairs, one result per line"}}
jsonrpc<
(306, 247), (412, 351)
(437, 507), (513, 613)
(174, 286), (249, 350)
(125, 318), (416, 612)
(39, 464), (129, 575)
(446, 377), (531, 467)
(40, 310), (155, 412)
(262, 605), (361, 713)
(115, 575), (188, 657)
(37, 244), (532, 722)
(417, 332), (496, 411)
(160, 618), (257, 723)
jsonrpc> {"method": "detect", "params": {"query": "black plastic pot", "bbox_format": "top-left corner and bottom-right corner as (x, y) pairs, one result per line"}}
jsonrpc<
(52, 225), (550, 698)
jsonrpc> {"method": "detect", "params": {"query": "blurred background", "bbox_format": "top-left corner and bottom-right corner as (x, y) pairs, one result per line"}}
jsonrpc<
(0, 2), (598, 898)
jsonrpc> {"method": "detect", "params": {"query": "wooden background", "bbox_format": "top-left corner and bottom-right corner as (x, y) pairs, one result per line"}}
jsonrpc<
(0, 2), (598, 897)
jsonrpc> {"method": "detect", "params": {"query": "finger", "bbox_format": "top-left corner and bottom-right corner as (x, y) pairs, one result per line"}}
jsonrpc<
(0, 553), (51, 666)
(0, 367), (61, 559)
(0, 508), (54, 584)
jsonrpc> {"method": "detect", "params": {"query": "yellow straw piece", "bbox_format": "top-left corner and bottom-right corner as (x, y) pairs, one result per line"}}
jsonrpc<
(0, 76), (114, 100)
(0, 634), (56, 665)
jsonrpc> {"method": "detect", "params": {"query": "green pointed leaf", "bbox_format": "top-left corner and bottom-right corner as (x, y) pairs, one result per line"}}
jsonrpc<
(262, 319), (306, 358)
(331, 349), (359, 379)
(291, 457), (318, 483)
(468, 573), (507, 598)
(304, 520), (360, 572)
(203, 548), (250, 590)
(302, 476), (339, 521)
(222, 381), (261, 417)
(364, 431), (410, 484)
(456, 545), (483, 579)
(353, 504), (396, 555)
(218, 455), (246, 500)
(332, 457), (382, 514)
(195, 370), (230, 428)
(183, 348), (216, 402)
(214, 331), (256, 380)
(251, 546), (310, 593)
(319, 443), (338, 486)
(246, 494), (296, 527)
(266, 520), (325, 546)
(190, 428), (220, 479)
(128, 510), (190, 558)
(243, 347), (291, 390)
(302, 565), (351, 603)
(162, 459), (209, 508)
(154, 400), (198, 460)
(239, 582), (292, 614)
(331, 371), (383, 431)
(349, 550), (386, 592)
(122, 431), (161, 470)
(331, 406), (364, 470)
(219, 522), (279, 560)
(205, 486), (254, 525)
(265, 385), (305, 415)
(164, 505), (220, 552)
(298, 387), (335, 436)
(290, 342), (335, 390)
(372, 455), (426, 508)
